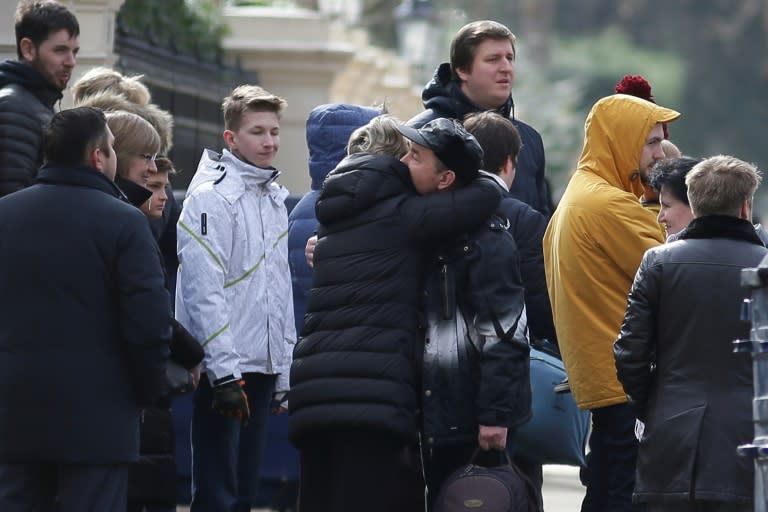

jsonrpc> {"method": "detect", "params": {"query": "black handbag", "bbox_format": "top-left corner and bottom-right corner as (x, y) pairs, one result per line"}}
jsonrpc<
(434, 449), (540, 512)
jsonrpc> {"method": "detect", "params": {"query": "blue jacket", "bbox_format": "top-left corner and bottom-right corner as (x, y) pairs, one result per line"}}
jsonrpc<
(407, 63), (550, 217)
(288, 104), (380, 335)
(497, 192), (556, 344)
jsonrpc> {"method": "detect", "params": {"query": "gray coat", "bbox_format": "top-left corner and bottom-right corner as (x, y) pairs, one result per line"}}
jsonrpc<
(614, 215), (767, 504)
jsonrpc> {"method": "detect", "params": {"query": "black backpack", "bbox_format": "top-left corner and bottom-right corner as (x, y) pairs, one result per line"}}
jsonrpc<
(434, 450), (541, 512)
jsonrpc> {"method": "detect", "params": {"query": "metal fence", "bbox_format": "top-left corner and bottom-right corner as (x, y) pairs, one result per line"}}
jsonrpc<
(113, 17), (257, 189)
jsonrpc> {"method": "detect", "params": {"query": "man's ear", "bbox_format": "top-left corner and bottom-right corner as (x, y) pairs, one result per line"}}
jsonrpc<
(222, 129), (236, 150)
(740, 199), (752, 221)
(88, 146), (103, 171)
(495, 157), (516, 188)
(455, 66), (470, 83)
(436, 170), (456, 191)
(19, 38), (36, 62)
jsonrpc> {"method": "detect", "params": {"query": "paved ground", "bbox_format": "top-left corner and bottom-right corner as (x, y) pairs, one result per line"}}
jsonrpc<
(177, 464), (585, 511)
(542, 464), (585, 511)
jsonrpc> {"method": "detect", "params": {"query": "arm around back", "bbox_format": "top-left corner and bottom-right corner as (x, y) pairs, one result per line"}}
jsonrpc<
(400, 177), (502, 242)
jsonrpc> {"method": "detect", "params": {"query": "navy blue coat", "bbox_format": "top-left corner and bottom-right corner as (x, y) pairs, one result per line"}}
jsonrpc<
(288, 104), (380, 334)
(497, 193), (556, 344)
(0, 165), (171, 464)
(408, 63), (550, 217)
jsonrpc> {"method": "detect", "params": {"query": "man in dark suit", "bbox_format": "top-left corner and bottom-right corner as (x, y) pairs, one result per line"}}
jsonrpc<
(0, 106), (171, 512)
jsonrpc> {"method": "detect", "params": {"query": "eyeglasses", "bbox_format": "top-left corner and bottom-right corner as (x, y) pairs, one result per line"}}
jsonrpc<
(139, 153), (158, 163)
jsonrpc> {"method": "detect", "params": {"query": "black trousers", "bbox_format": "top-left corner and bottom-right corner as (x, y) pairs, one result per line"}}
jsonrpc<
(581, 403), (642, 512)
(0, 462), (128, 512)
(298, 431), (424, 512)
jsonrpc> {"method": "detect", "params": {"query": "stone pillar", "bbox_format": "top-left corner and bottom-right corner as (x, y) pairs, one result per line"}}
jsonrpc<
(0, 0), (16, 61)
(222, 6), (355, 194)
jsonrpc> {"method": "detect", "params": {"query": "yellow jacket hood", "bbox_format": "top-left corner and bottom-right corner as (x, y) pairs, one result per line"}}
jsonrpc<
(577, 94), (680, 198)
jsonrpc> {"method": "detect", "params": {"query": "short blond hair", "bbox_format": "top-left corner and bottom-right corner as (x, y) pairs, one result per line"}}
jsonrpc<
(72, 67), (151, 105)
(686, 155), (762, 217)
(222, 85), (286, 132)
(347, 115), (408, 159)
(105, 111), (161, 177)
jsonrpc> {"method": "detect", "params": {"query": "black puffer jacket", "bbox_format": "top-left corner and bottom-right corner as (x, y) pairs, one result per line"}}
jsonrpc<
(407, 63), (550, 217)
(614, 215), (766, 505)
(288, 152), (501, 446)
(421, 208), (531, 447)
(0, 60), (62, 197)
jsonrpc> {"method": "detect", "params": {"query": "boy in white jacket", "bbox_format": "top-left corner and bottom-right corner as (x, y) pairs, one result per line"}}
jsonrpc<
(176, 85), (295, 512)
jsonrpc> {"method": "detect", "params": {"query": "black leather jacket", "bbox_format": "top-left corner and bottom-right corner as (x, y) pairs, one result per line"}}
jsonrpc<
(614, 215), (766, 504)
(0, 60), (62, 197)
(421, 207), (531, 448)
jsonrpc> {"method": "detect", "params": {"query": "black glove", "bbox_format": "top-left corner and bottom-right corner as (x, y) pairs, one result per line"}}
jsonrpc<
(211, 380), (250, 426)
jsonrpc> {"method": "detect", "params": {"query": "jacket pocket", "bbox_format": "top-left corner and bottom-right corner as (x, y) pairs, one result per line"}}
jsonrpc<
(635, 403), (706, 498)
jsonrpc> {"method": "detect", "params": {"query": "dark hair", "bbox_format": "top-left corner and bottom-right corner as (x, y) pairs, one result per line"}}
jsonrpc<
(450, 20), (516, 81)
(463, 111), (521, 175)
(648, 156), (702, 205)
(44, 107), (108, 166)
(15, 0), (79, 60)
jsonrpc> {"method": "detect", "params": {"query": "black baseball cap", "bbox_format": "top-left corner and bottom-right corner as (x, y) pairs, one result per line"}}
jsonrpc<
(397, 118), (484, 182)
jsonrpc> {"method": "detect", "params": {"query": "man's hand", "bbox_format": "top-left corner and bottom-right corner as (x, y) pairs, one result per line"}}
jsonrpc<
(305, 236), (318, 268)
(478, 425), (508, 451)
(211, 380), (250, 426)
(271, 391), (288, 415)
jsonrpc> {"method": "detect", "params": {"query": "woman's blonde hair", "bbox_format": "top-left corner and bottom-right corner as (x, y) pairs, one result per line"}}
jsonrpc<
(105, 111), (161, 177)
(347, 115), (408, 159)
(72, 67), (151, 105)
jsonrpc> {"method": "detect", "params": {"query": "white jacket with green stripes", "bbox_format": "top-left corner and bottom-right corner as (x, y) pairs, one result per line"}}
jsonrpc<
(175, 149), (296, 392)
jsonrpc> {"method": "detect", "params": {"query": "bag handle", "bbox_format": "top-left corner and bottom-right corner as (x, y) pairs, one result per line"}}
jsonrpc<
(468, 447), (543, 512)
(468, 446), (512, 466)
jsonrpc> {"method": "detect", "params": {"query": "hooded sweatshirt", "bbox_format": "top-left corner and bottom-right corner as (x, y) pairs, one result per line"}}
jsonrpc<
(543, 94), (679, 409)
(287, 103), (380, 334)
(0, 60), (62, 196)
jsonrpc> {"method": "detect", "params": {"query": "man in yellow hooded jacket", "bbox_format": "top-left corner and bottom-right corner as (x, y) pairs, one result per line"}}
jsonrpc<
(543, 94), (680, 512)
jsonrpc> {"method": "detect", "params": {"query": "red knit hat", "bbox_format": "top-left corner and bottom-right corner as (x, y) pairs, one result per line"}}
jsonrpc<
(615, 74), (669, 138)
